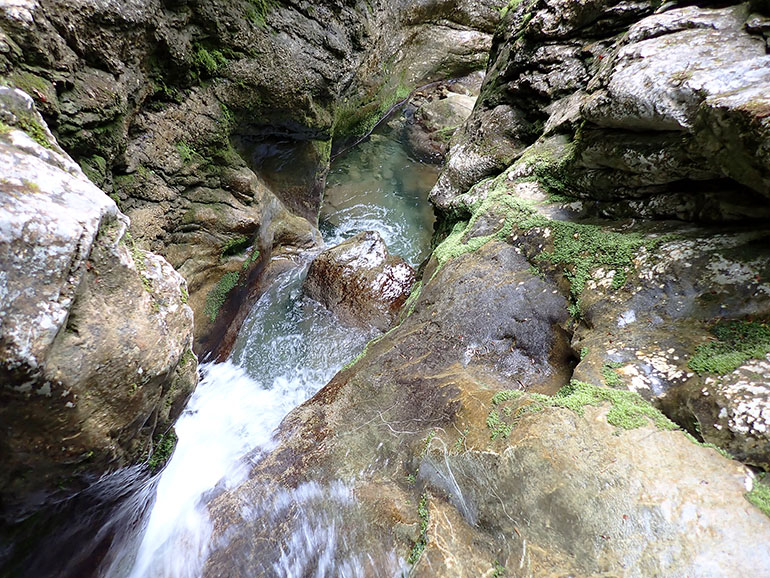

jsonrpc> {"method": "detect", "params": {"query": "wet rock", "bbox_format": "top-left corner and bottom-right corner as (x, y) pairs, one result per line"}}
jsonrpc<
(0, 87), (197, 522)
(304, 231), (416, 331)
(0, 0), (502, 357)
(205, 232), (770, 576)
(402, 75), (480, 163)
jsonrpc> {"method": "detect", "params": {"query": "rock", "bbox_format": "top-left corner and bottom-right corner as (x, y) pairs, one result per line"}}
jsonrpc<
(0, 87), (197, 522)
(402, 78), (479, 163)
(204, 233), (770, 577)
(303, 231), (416, 331)
(0, 0), (502, 358)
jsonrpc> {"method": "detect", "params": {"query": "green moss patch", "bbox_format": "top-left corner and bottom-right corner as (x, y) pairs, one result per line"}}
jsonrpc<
(601, 362), (623, 387)
(407, 493), (429, 565)
(487, 380), (678, 440)
(148, 429), (178, 472)
(333, 81), (411, 140)
(431, 177), (671, 310)
(204, 271), (240, 322)
(192, 45), (229, 77)
(689, 319), (770, 375)
(746, 474), (770, 518)
(221, 235), (251, 257)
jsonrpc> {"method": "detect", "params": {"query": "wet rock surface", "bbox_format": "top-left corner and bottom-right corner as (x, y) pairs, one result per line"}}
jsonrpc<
(206, 237), (770, 577)
(0, 87), (197, 523)
(0, 0), (502, 357)
(304, 231), (416, 331)
(203, 1), (770, 575)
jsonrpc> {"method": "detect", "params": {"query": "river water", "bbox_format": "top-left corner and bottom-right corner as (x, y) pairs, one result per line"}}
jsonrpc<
(102, 129), (438, 577)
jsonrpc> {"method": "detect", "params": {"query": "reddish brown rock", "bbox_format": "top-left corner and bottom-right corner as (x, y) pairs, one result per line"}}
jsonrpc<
(303, 231), (415, 331)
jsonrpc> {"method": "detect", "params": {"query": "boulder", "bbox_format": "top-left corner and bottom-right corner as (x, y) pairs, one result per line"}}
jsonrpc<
(0, 87), (197, 522)
(303, 231), (416, 331)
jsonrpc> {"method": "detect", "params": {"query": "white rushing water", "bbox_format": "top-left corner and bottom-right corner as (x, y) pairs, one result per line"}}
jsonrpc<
(104, 128), (437, 578)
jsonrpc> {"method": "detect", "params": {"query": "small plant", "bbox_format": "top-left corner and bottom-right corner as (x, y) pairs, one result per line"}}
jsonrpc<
(221, 235), (251, 258)
(746, 474), (770, 518)
(176, 141), (197, 163)
(148, 430), (178, 472)
(601, 362), (623, 387)
(486, 380), (678, 440)
(192, 45), (228, 76)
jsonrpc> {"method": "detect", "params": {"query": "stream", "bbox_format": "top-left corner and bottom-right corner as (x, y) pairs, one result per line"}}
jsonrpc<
(102, 128), (439, 577)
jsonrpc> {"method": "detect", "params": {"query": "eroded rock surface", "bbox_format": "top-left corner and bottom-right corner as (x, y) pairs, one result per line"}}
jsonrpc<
(0, 0), (503, 357)
(202, 1), (770, 575)
(205, 237), (770, 577)
(0, 87), (197, 522)
(304, 231), (416, 331)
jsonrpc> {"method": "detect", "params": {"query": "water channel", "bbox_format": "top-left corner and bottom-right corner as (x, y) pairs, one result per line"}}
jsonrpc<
(104, 126), (439, 577)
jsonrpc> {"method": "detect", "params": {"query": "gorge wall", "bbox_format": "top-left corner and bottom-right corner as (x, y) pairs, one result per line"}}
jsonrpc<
(2, 0), (770, 576)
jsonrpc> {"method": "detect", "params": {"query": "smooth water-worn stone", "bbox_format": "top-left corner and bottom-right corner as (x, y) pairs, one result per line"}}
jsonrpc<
(304, 231), (415, 331)
(0, 87), (197, 522)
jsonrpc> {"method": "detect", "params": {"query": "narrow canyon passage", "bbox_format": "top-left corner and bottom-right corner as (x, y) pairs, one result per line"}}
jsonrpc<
(103, 124), (439, 577)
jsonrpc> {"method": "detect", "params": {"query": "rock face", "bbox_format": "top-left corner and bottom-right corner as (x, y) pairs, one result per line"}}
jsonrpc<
(401, 73), (483, 163)
(0, 87), (197, 522)
(304, 231), (416, 331)
(0, 0), (502, 358)
(200, 1), (770, 576)
(427, 0), (770, 468)
(205, 238), (770, 577)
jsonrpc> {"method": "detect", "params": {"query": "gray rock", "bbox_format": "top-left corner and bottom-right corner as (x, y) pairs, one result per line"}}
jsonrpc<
(304, 231), (416, 331)
(0, 87), (197, 521)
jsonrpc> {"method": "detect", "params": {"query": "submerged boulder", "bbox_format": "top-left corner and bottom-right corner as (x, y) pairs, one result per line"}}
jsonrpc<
(303, 231), (415, 331)
(0, 87), (197, 522)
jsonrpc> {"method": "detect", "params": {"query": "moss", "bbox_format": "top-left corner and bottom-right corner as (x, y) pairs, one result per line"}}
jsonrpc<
(148, 429), (178, 472)
(601, 362), (623, 387)
(178, 347), (195, 368)
(176, 141), (197, 163)
(204, 271), (240, 322)
(221, 235), (250, 258)
(689, 319), (770, 375)
(431, 177), (670, 308)
(491, 562), (506, 578)
(499, 0), (522, 19)
(80, 155), (107, 186)
(746, 474), (770, 518)
(242, 247), (261, 269)
(401, 280), (423, 318)
(246, 0), (276, 26)
(15, 114), (53, 148)
(333, 81), (411, 139)
(580, 346), (589, 360)
(407, 493), (429, 565)
(180, 284), (189, 305)
(487, 380), (678, 439)
(192, 45), (228, 77)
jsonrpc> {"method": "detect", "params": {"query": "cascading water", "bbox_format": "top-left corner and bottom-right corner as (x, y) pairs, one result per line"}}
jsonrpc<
(102, 127), (438, 578)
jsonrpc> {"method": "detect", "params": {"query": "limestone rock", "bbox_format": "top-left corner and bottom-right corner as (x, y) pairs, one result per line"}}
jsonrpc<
(303, 231), (416, 331)
(402, 76), (480, 163)
(0, 87), (197, 522)
(204, 235), (770, 577)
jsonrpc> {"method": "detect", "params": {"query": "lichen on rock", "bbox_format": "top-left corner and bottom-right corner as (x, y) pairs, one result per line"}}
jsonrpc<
(0, 86), (197, 522)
